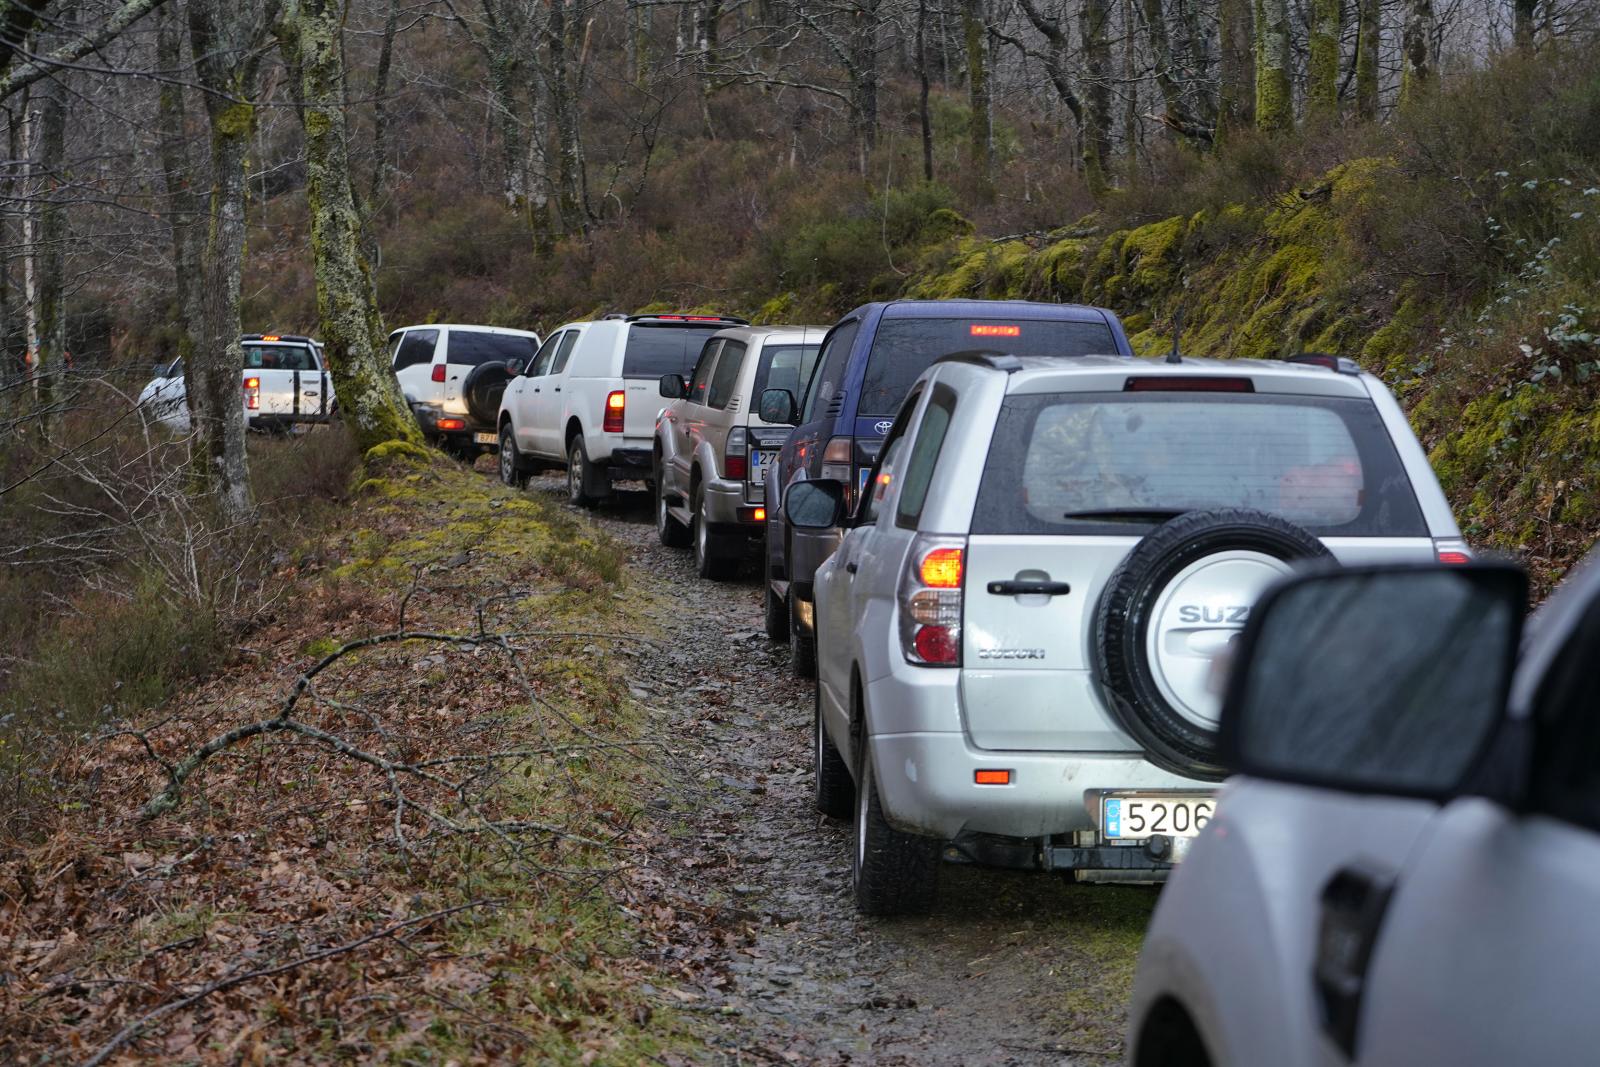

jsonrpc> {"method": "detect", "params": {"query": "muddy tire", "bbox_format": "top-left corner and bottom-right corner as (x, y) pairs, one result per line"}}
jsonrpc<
(693, 490), (739, 580)
(655, 470), (690, 548)
(764, 583), (790, 642)
(814, 683), (852, 819)
(790, 593), (817, 678)
(566, 437), (602, 508)
(851, 737), (938, 916)
(498, 425), (530, 488)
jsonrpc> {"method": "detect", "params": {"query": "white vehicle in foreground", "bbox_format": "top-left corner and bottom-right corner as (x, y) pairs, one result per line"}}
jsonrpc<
(1127, 556), (1600, 1067)
(139, 333), (334, 432)
(788, 352), (1467, 915)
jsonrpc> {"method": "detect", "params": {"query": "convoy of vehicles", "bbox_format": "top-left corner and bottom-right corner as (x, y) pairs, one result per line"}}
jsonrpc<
(138, 333), (336, 433)
(166, 298), (1566, 1061)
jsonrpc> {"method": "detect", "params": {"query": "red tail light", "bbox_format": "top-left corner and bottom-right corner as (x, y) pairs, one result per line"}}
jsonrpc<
(603, 390), (625, 433)
(430, 363), (446, 383)
(243, 376), (260, 410)
(1438, 550), (1471, 565)
(437, 417), (465, 431)
(899, 537), (965, 667)
(725, 426), (748, 479)
(1434, 539), (1472, 564)
(726, 455), (747, 479)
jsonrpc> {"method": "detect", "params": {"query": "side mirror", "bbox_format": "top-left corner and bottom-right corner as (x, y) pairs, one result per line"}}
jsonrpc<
(659, 373), (687, 399)
(1219, 563), (1527, 799)
(759, 388), (798, 425)
(784, 479), (846, 530)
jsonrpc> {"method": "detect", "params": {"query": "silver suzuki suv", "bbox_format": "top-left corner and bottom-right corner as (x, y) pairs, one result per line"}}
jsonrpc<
(787, 352), (1468, 915)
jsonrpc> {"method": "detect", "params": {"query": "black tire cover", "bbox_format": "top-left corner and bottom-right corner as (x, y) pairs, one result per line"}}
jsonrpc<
(462, 361), (515, 424)
(1093, 508), (1332, 780)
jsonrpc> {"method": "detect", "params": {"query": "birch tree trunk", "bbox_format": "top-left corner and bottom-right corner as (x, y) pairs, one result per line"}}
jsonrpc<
(1307, 0), (1341, 118)
(1399, 0), (1434, 105)
(1255, 0), (1293, 131)
(278, 0), (423, 451)
(1217, 0), (1255, 137)
(1355, 0), (1379, 120)
(32, 67), (66, 427)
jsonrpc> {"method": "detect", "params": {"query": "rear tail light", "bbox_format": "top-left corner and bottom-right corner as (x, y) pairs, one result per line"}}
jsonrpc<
(1124, 376), (1254, 392)
(437, 417), (465, 431)
(975, 769), (1012, 785)
(725, 426), (748, 479)
(899, 535), (965, 667)
(243, 376), (260, 410)
(431, 363), (446, 383)
(603, 390), (625, 433)
(1435, 540), (1473, 564)
(821, 436), (854, 505)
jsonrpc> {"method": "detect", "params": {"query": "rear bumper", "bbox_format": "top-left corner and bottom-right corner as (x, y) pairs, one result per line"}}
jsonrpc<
(703, 477), (764, 529)
(606, 447), (652, 474)
(411, 403), (494, 439)
(248, 412), (334, 431)
(869, 731), (1215, 842)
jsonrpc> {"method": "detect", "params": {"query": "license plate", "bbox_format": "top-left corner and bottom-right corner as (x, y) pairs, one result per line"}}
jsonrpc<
(858, 466), (872, 495)
(751, 449), (776, 484)
(474, 431), (497, 445)
(1102, 795), (1215, 840)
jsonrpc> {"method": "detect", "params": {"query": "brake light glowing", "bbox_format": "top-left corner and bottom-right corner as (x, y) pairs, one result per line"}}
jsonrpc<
(753, 507), (766, 522)
(1438, 551), (1471, 565)
(919, 547), (964, 589)
(243, 377), (260, 410)
(1125, 376), (1254, 392)
(970, 324), (1021, 337)
(604, 390), (626, 433)
(260, 334), (280, 342)
(243, 377), (259, 388)
(431, 363), (446, 383)
(975, 770), (1012, 785)
(437, 417), (465, 431)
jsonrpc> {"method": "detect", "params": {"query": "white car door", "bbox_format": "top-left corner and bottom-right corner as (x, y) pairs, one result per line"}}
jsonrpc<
(1353, 600), (1600, 1067)
(530, 331), (580, 458)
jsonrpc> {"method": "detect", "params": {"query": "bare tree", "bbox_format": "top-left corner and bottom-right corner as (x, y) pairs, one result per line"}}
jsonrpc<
(1216, 0), (1254, 135)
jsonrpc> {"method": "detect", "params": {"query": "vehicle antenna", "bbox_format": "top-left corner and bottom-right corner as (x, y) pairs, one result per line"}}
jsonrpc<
(1166, 307), (1184, 364)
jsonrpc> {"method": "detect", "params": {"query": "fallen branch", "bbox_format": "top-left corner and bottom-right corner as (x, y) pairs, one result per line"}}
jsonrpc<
(81, 899), (502, 1067)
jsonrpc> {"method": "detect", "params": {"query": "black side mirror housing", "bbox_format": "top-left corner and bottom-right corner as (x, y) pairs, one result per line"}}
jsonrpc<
(659, 373), (687, 399)
(759, 388), (798, 425)
(784, 479), (846, 530)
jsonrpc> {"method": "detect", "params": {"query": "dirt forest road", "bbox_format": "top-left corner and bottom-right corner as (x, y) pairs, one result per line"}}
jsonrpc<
(523, 475), (1158, 1066)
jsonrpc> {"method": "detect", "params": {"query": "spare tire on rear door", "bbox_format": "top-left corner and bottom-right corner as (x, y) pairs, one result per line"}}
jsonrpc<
(462, 361), (517, 426)
(1094, 508), (1332, 780)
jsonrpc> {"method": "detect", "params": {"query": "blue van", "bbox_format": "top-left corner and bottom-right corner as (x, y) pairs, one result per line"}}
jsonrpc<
(757, 299), (1135, 675)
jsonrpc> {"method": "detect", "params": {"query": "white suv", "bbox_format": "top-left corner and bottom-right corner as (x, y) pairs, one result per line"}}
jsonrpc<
(138, 333), (335, 432)
(652, 325), (823, 578)
(496, 313), (746, 505)
(389, 324), (542, 455)
(788, 352), (1467, 915)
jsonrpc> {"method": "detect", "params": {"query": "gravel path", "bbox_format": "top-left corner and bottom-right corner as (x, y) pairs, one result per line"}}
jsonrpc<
(532, 477), (1157, 1066)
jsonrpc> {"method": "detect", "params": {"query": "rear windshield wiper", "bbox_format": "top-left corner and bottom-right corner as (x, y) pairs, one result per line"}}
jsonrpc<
(1061, 508), (1187, 523)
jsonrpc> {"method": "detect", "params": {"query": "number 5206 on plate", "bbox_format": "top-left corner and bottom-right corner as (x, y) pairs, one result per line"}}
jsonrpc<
(1102, 795), (1215, 840)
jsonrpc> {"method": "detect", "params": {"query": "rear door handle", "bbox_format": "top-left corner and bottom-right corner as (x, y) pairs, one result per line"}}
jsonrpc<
(554, 387), (561, 392)
(987, 580), (1071, 596)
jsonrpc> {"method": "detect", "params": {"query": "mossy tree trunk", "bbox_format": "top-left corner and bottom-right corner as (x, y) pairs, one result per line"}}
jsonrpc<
(961, 0), (992, 199)
(545, 0), (587, 235)
(1081, 0), (1114, 190)
(29, 66), (66, 428)
(187, 0), (281, 521)
(1255, 0), (1293, 131)
(1307, 0), (1341, 119)
(1513, 0), (1537, 50)
(1216, 0), (1255, 138)
(277, 0), (423, 453)
(1355, 0), (1379, 120)
(915, 0), (934, 181)
(1399, 0), (1434, 106)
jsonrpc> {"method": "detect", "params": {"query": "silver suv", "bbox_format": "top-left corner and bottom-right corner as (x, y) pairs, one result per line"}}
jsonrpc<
(652, 326), (823, 578)
(787, 352), (1467, 915)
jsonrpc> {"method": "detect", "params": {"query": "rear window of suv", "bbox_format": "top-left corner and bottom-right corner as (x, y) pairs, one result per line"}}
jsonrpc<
(622, 324), (727, 379)
(972, 393), (1427, 537)
(856, 318), (1114, 416)
(447, 331), (540, 366)
(243, 344), (318, 371)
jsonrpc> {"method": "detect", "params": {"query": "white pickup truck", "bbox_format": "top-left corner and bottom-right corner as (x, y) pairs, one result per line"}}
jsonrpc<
(139, 334), (336, 433)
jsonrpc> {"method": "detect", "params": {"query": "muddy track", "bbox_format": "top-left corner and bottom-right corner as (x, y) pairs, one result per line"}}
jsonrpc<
(530, 476), (1157, 1066)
